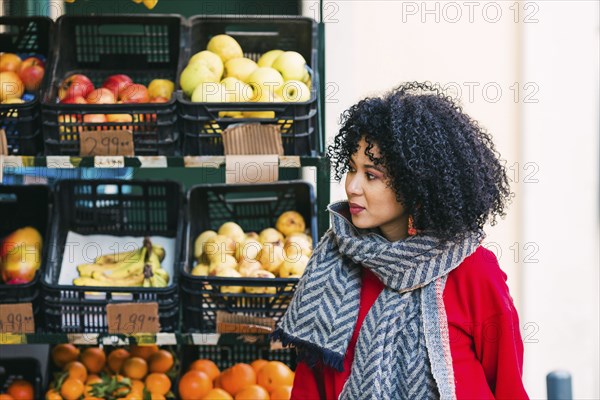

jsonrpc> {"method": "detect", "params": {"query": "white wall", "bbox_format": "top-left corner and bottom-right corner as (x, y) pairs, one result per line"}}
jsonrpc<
(304, 0), (599, 398)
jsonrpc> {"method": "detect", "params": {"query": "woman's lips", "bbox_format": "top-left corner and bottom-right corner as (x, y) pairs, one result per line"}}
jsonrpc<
(349, 203), (365, 215)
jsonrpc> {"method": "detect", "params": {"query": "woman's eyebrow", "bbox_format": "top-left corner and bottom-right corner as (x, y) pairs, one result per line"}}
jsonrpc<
(364, 163), (384, 172)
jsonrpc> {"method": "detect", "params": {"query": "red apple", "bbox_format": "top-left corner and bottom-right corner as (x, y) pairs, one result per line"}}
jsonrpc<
(18, 65), (45, 91)
(0, 227), (43, 284)
(86, 88), (116, 104)
(60, 95), (87, 104)
(119, 84), (149, 103)
(58, 74), (94, 100)
(18, 57), (45, 73)
(102, 74), (133, 99)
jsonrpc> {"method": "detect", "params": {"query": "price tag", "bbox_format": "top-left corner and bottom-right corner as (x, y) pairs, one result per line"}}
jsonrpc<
(107, 302), (160, 334)
(0, 303), (35, 334)
(80, 130), (134, 156)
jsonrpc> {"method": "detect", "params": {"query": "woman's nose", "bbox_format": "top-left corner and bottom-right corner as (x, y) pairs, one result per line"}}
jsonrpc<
(346, 174), (363, 196)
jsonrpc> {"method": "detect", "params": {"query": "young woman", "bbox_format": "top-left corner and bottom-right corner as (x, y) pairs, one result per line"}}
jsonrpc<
(273, 82), (529, 399)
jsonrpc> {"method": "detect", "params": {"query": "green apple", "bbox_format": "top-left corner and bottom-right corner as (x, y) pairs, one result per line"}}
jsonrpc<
(207, 34), (244, 63)
(191, 82), (227, 103)
(246, 67), (284, 101)
(257, 49), (284, 68)
(188, 50), (224, 80)
(224, 57), (258, 82)
(280, 80), (311, 102)
(180, 63), (219, 97)
(221, 77), (254, 102)
(272, 51), (307, 81)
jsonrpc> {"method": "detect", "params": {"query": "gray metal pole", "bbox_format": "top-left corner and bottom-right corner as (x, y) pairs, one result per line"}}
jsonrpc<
(547, 370), (572, 400)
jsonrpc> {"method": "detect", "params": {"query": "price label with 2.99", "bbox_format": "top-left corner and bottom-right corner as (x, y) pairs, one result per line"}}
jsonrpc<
(80, 130), (134, 156)
(107, 302), (160, 334)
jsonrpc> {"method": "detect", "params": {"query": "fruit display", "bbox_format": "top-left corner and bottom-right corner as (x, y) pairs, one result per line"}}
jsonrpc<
(180, 34), (312, 116)
(0, 52), (45, 104)
(48, 344), (176, 399)
(64, 0), (160, 10)
(72, 237), (170, 288)
(179, 358), (293, 400)
(0, 227), (43, 285)
(191, 211), (312, 288)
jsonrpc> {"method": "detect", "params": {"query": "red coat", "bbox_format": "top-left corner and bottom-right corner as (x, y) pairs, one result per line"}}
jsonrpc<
(291, 246), (529, 399)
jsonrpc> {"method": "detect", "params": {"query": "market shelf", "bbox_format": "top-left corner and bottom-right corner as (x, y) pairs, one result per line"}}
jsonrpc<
(0, 155), (331, 236)
(0, 332), (280, 347)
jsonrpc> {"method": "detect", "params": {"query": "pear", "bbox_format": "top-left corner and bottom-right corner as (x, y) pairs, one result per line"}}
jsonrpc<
(279, 254), (309, 278)
(224, 57), (258, 82)
(257, 49), (284, 68)
(272, 51), (307, 81)
(205, 234), (236, 262)
(180, 63), (220, 98)
(207, 34), (244, 63)
(188, 50), (224, 80)
(215, 267), (243, 294)
(209, 254), (238, 275)
(194, 230), (218, 260)
(218, 222), (245, 244)
(284, 233), (313, 258)
(257, 243), (286, 275)
(259, 228), (284, 245)
(244, 269), (277, 294)
(246, 232), (259, 240)
(276, 211), (306, 237)
(236, 238), (262, 262)
(191, 263), (210, 276)
(238, 259), (262, 277)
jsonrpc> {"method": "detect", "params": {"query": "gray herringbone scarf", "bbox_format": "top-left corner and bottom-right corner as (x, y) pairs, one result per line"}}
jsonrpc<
(273, 201), (484, 399)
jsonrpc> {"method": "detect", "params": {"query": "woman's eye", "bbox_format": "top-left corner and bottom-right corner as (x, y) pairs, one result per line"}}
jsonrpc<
(366, 172), (376, 180)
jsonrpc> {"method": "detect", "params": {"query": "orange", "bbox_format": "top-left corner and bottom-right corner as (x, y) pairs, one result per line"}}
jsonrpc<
(148, 349), (174, 373)
(257, 361), (294, 393)
(250, 359), (268, 375)
(64, 361), (88, 382)
(234, 384), (269, 400)
(51, 343), (80, 368)
(108, 348), (130, 373)
(85, 374), (103, 397)
(129, 344), (159, 361)
(122, 356), (148, 380)
(149, 395), (165, 400)
(0, 394), (14, 400)
(189, 359), (220, 381)
(81, 347), (106, 374)
(202, 388), (233, 400)
(130, 379), (145, 394)
(145, 373), (171, 395)
(220, 363), (256, 396)
(214, 373), (223, 389)
(270, 385), (292, 400)
(45, 389), (61, 400)
(60, 378), (85, 400)
(178, 370), (213, 400)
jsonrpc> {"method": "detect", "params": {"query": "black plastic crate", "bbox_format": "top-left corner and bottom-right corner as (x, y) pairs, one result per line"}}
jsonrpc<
(181, 181), (317, 333)
(179, 15), (319, 156)
(0, 17), (54, 155)
(0, 358), (43, 400)
(180, 342), (296, 375)
(41, 14), (186, 155)
(0, 185), (51, 329)
(41, 179), (184, 333)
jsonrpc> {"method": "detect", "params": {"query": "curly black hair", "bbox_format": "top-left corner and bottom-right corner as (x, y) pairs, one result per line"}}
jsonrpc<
(328, 81), (513, 243)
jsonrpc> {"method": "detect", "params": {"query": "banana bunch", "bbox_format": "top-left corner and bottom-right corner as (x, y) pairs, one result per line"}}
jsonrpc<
(73, 237), (170, 288)
(64, 0), (159, 10)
